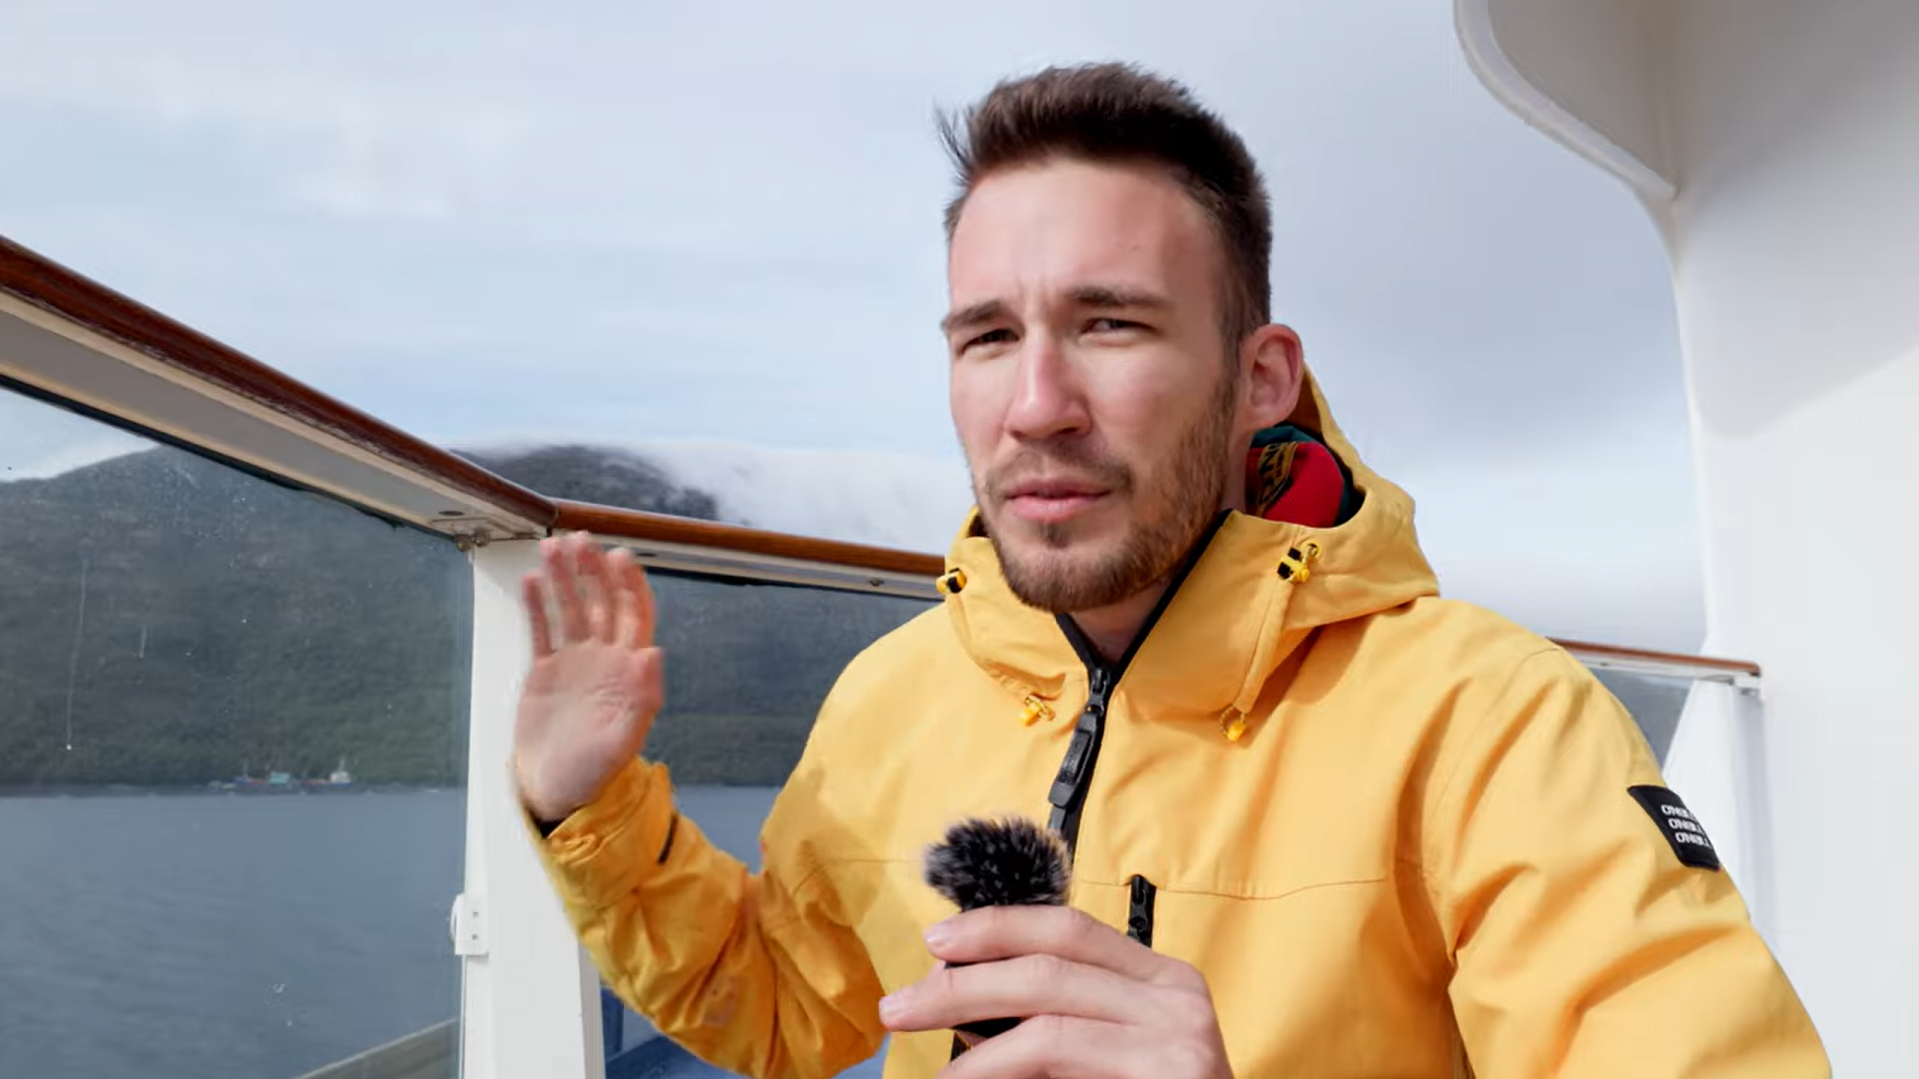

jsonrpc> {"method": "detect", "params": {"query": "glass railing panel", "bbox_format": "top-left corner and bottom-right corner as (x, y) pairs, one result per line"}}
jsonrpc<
(1588, 667), (1697, 765)
(0, 384), (470, 1079)
(599, 566), (932, 1079)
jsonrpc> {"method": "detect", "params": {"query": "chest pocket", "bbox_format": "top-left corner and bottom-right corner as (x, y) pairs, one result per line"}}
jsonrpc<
(1149, 879), (1456, 1077)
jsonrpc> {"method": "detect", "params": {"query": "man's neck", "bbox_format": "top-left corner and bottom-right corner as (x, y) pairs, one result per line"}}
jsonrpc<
(1059, 477), (1249, 665)
(1066, 578), (1175, 664)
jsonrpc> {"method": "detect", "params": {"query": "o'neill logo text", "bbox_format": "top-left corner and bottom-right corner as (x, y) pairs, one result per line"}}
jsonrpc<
(1661, 804), (1713, 849)
(1629, 785), (1723, 872)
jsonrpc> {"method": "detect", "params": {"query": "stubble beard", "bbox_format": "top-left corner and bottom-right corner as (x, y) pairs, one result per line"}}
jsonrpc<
(975, 377), (1239, 614)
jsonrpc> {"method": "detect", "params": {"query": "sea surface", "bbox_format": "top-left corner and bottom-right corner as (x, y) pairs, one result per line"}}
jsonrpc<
(0, 786), (884, 1079)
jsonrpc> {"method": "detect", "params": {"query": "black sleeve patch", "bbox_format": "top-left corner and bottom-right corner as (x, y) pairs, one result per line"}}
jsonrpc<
(1628, 785), (1721, 871)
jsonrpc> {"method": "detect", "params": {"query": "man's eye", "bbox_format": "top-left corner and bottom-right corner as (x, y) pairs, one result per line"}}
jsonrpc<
(1087, 317), (1140, 333)
(965, 328), (1016, 350)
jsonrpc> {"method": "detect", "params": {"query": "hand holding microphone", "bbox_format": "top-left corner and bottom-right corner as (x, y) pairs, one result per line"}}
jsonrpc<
(882, 816), (1236, 1078)
(923, 817), (1073, 1042)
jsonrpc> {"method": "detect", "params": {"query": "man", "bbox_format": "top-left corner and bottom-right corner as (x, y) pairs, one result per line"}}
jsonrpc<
(513, 64), (1827, 1077)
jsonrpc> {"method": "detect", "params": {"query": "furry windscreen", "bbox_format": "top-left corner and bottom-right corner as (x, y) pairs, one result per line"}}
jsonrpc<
(923, 816), (1071, 911)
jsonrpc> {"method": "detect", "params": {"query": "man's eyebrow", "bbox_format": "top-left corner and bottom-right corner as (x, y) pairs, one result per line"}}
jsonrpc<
(941, 300), (1005, 335)
(940, 287), (1171, 334)
(1070, 285), (1172, 310)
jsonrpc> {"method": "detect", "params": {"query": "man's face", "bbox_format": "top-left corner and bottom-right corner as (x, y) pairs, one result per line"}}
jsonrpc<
(945, 158), (1243, 613)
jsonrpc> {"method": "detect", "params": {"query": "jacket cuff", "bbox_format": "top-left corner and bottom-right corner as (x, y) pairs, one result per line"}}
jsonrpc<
(526, 756), (676, 911)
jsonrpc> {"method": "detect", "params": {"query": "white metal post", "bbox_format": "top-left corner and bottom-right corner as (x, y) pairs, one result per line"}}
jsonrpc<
(1725, 685), (1775, 946)
(1665, 679), (1775, 943)
(457, 539), (606, 1079)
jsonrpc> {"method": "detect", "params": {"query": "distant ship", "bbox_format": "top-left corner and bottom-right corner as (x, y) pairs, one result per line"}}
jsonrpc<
(211, 759), (356, 794)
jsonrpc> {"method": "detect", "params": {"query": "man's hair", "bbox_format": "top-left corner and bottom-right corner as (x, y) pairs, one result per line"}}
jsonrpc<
(938, 62), (1273, 347)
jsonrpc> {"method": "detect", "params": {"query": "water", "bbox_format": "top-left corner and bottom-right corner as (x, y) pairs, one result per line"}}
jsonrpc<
(0, 791), (464, 1079)
(0, 787), (885, 1079)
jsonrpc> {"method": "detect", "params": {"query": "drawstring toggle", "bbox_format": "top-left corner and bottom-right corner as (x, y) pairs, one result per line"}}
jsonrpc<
(1277, 541), (1321, 583)
(1020, 695), (1055, 727)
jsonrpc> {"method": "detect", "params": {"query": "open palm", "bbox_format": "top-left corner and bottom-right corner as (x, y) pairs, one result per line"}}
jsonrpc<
(513, 532), (665, 823)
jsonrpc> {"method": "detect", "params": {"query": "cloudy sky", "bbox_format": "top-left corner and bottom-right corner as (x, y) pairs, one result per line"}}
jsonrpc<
(0, 0), (1704, 650)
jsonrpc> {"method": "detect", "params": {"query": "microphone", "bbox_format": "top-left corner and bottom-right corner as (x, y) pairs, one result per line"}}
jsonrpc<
(923, 816), (1072, 1044)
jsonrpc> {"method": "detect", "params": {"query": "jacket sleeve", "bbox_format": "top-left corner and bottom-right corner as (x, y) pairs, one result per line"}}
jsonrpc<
(1424, 648), (1828, 1078)
(529, 755), (886, 1079)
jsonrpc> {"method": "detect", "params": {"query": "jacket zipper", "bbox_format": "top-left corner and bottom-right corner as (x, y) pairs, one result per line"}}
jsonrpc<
(1043, 511), (1233, 861)
(1045, 663), (1111, 855)
(1127, 874), (1158, 947)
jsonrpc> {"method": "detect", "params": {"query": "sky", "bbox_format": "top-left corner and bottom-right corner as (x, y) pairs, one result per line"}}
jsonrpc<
(0, 0), (1706, 650)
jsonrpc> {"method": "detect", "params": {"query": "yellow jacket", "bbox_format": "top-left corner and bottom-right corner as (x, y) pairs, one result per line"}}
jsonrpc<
(535, 372), (1827, 1077)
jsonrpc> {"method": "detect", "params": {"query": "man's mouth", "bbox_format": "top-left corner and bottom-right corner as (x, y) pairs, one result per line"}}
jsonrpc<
(1000, 480), (1111, 524)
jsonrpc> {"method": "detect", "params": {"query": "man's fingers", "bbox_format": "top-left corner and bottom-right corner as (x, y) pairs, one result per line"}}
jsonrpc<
(943, 1015), (1154, 1079)
(607, 548), (641, 648)
(592, 544), (625, 644)
(569, 535), (616, 642)
(522, 572), (554, 658)
(542, 534), (653, 650)
(625, 556), (657, 649)
(880, 953), (1159, 1033)
(928, 905), (1172, 986)
(547, 535), (592, 642)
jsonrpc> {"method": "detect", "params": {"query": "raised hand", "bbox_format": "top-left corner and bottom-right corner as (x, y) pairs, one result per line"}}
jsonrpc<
(512, 531), (665, 823)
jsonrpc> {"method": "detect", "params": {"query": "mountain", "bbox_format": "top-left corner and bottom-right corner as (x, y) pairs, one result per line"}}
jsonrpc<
(456, 444), (723, 522)
(0, 442), (930, 789)
(462, 436), (976, 553)
(0, 447), (476, 789)
(0, 441), (1688, 790)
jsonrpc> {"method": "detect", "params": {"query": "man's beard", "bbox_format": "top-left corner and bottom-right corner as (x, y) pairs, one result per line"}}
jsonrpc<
(975, 376), (1238, 614)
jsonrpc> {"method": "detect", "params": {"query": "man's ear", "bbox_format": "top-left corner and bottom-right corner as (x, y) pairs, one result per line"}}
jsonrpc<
(1240, 324), (1304, 430)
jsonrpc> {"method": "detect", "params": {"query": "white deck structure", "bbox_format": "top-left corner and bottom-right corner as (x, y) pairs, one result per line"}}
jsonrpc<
(1460, 1), (1916, 1069)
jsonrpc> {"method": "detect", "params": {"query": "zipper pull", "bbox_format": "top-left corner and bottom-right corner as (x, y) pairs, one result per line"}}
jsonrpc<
(1127, 875), (1158, 947)
(1047, 701), (1102, 811)
(1046, 666), (1114, 847)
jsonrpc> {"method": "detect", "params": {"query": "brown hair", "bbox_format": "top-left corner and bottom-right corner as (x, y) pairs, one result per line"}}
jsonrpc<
(938, 62), (1273, 346)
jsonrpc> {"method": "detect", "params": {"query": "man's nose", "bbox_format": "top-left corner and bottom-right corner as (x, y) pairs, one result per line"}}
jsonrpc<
(1004, 332), (1090, 442)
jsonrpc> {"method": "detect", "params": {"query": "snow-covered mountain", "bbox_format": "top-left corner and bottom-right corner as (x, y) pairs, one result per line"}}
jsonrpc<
(5, 432), (976, 552)
(460, 437), (975, 553)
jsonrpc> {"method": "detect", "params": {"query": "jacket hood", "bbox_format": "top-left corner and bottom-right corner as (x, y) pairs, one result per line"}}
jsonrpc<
(941, 364), (1439, 732)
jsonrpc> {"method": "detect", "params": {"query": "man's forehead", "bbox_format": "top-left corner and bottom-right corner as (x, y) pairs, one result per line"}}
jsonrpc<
(946, 162), (1215, 312)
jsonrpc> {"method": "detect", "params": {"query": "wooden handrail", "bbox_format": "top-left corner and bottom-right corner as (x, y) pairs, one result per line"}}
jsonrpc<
(0, 235), (556, 529)
(552, 499), (946, 578)
(1551, 637), (1760, 677)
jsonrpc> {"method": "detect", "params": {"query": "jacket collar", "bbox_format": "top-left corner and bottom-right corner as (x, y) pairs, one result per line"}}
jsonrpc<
(944, 509), (1325, 724)
(939, 364), (1439, 730)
